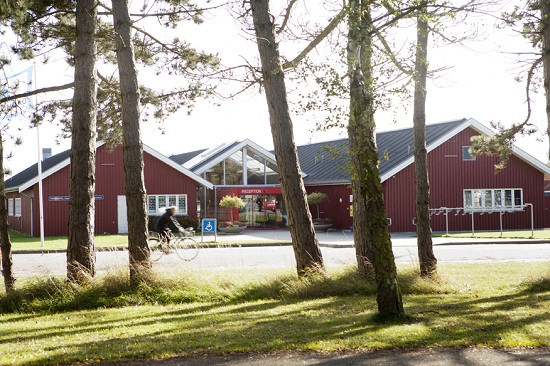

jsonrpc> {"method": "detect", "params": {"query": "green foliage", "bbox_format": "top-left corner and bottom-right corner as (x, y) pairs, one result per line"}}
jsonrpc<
(306, 191), (328, 205)
(2, 1), (221, 146)
(219, 195), (245, 209)
(307, 191), (329, 220)
(469, 121), (538, 172)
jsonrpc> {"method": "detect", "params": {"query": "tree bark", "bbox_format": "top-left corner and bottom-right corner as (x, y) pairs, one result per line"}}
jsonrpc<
(0, 135), (16, 292)
(67, 0), (98, 284)
(250, 0), (325, 276)
(347, 0), (405, 318)
(112, 0), (151, 284)
(350, 140), (373, 277)
(413, 1), (437, 278)
(541, 0), (550, 163)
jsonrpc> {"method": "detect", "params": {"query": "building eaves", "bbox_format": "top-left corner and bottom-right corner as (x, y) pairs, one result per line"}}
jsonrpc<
(6, 142), (214, 193)
(5, 149), (72, 192)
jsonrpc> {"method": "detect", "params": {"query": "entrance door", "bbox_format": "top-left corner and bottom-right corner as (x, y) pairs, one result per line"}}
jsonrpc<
(117, 195), (128, 234)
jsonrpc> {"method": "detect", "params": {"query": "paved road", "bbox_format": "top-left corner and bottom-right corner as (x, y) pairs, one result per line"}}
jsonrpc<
(96, 348), (550, 366)
(12, 232), (550, 277)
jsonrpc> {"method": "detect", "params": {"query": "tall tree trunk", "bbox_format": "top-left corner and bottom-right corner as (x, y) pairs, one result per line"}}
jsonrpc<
(347, 0), (405, 318)
(112, 0), (151, 284)
(250, 0), (325, 276)
(350, 139), (373, 277)
(542, 0), (550, 163)
(0, 135), (16, 292)
(413, 1), (437, 278)
(67, 0), (98, 284)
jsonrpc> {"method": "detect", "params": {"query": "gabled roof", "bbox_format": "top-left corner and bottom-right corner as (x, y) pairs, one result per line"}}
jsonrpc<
(169, 148), (207, 166)
(5, 149), (72, 192)
(298, 118), (550, 185)
(174, 139), (283, 177)
(5, 142), (213, 193)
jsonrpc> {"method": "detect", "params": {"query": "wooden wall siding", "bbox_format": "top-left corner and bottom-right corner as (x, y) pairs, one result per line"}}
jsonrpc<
(305, 185), (353, 230)
(143, 152), (198, 216)
(6, 191), (31, 234)
(35, 164), (71, 236)
(383, 127), (546, 233)
(21, 144), (200, 237)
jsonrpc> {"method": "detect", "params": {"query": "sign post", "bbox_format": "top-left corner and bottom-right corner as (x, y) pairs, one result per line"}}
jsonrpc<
(201, 218), (217, 243)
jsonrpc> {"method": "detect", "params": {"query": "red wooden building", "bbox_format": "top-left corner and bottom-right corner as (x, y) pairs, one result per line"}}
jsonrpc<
(171, 118), (550, 233)
(6, 118), (550, 236)
(5, 143), (213, 236)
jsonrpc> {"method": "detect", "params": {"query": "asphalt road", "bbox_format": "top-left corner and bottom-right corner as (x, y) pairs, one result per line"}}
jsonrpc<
(11, 241), (550, 277)
(104, 348), (550, 366)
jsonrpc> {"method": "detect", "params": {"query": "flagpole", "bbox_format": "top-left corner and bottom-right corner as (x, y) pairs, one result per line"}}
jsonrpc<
(34, 61), (45, 247)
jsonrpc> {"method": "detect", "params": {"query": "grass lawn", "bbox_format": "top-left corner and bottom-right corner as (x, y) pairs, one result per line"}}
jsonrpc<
(436, 229), (550, 239)
(7, 231), (289, 252)
(8, 228), (550, 253)
(0, 262), (549, 365)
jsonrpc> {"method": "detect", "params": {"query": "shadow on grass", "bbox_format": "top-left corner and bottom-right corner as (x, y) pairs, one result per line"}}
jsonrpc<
(13, 283), (550, 366)
(0, 270), (548, 365)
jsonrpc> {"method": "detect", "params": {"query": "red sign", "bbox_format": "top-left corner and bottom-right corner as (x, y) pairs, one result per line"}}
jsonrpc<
(218, 186), (282, 195)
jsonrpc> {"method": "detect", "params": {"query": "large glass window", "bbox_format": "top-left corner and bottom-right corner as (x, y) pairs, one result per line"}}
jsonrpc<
(203, 147), (279, 186)
(463, 188), (523, 211)
(147, 194), (187, 215)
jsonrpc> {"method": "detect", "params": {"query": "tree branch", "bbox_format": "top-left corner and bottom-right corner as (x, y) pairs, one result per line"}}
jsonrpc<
(282, 7), (347, 70)
(0, 82), (74, 104)
(277, 0), (299, 35)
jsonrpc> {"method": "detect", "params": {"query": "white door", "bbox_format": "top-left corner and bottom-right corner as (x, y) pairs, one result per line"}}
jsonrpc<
(117, 195), (128, 234)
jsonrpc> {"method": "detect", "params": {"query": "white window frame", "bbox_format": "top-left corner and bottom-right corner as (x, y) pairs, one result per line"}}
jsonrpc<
(463, 188), (523, 212)
(7, 198), (14, 216)
(14, 198), (22, 217)
(147, 194), (188, 215)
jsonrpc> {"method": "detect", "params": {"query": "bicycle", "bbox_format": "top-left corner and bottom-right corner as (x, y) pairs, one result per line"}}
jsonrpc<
(148, 229), (199, 262)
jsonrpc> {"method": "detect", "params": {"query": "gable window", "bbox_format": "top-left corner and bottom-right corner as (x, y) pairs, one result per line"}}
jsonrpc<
(463, 188), (523, 211)
(462, 146), (476, 161)
(147, 194), (187, 215)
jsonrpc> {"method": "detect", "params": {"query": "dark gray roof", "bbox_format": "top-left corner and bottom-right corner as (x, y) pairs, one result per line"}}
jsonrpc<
(169, 149), (206, 165)
(178, 141), (242, 172)
(5, 149), (71, 191)
(298, 118), (467, 185)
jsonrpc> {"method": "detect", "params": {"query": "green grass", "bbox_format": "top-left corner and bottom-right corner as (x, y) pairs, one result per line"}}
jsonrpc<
(7, 231), (288, 252)
(8, 231), (129, 251)
(0, 263), (549, 365)
(435, 229), (550, 239)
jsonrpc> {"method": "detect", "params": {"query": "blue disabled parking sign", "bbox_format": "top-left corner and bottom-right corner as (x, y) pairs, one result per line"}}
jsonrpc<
(201, 218), (217, 242)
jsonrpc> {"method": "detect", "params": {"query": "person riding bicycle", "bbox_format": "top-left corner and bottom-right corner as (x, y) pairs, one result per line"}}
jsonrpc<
(155, 206), (185, 244)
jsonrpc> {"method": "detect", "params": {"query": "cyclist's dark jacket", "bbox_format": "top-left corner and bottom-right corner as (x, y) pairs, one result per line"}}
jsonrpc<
(156, 209), (183, 235)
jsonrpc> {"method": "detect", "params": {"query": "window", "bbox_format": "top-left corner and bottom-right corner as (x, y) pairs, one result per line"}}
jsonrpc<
(463, 188), (523, 211)
(147, 194), (188, 215)
(7, 198), (14, 216)
(462, 146), (476, 161)
(15, 198), (21, 216)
